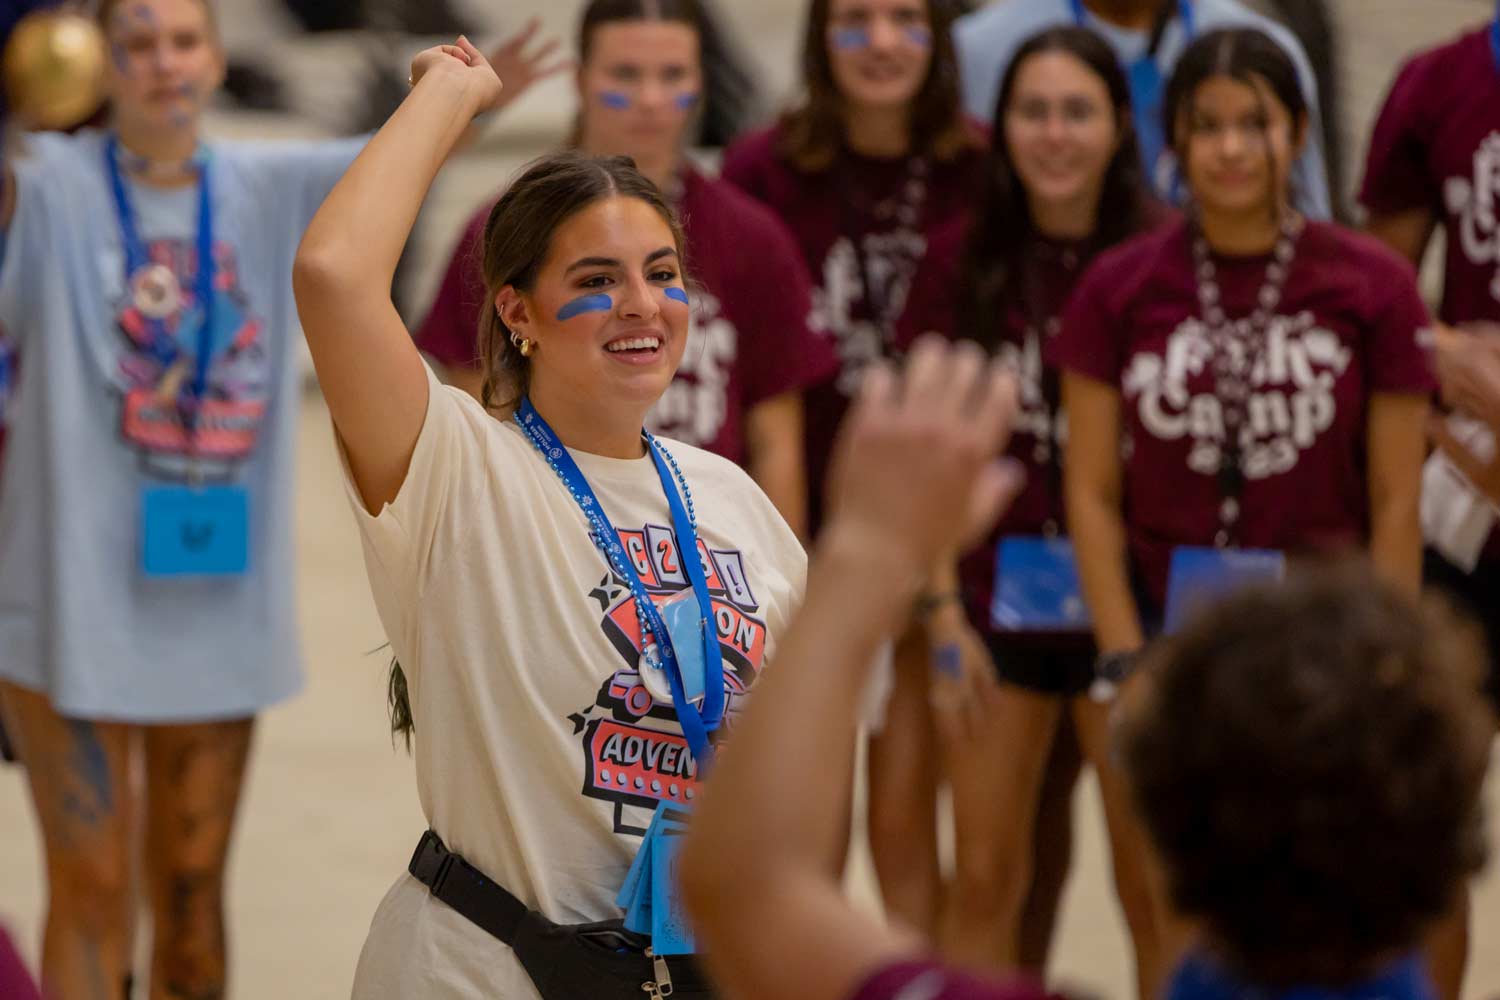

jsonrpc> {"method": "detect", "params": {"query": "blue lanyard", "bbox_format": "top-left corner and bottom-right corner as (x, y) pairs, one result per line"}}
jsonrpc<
(104, 135), (216, 432)
(514, 398), (726, 768)
(1490, 2), (1500, 72)
(1069, 0), (1195, 188)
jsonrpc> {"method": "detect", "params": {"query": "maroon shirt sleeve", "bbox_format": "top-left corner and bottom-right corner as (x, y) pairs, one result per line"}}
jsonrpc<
(1360, 240), (1439, 394)
(894, 215), (969, 350)
(850, 961), (1066, 1000)
(1050, 249), (1131, 384)
(734, 209), (839, 405)
(1359, 54), (1438, 216)
(415, 204), (492, 370)
(0, 926), (41, 1000)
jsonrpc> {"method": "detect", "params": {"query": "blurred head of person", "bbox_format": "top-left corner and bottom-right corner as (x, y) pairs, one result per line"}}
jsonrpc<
(958, 25), (1148, 348)
(1118, 568), (1493, 988)
(574, 0), (705, 185)
(1164, 28), (1307, 227)
(781, 0), (974, 170)
(479, 152), (691, 425)
(97, 0), (223, 146)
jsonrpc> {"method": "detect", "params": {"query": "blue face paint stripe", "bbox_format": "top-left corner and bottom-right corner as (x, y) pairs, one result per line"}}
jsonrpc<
(557, 293), (614, 322)
(665, 287), (689, 305)
(599, 91), (631, 110)
(831, 27), (870, 50)
(904, 26), (932, 47)
(675, 92), (700, 111)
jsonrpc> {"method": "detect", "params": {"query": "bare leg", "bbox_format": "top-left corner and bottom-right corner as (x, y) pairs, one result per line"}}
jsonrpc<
(143, 719), (254, 1000)
(937, 684), (1062, 969)
(1072, 696), (1166, 1000)
(1017, 715), (1084, 973)
(866, 631), (941, 933)
(0, 681), (137, 1000)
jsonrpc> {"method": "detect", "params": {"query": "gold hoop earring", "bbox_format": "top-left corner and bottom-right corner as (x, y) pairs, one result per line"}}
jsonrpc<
(510, 330), (535, 358)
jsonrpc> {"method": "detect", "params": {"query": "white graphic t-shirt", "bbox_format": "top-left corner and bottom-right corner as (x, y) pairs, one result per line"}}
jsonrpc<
(346, 364), (806, 999)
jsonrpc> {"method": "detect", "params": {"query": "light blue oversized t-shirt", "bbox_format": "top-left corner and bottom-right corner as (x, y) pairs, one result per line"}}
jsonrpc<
(0, 128), (362, 721)
(953, 0), (1332, 219)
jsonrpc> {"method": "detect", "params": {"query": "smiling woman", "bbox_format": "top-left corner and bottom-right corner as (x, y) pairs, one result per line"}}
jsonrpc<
(293, 37), (810, 1000)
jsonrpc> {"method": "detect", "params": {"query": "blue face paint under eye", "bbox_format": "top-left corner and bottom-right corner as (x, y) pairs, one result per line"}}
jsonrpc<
(675, 92), (700, 112)
(599, 91), (632, 110)
(557, 293), (614, 322)
(665, 287), (690, 305)
(904, 26), (932, 48)
(831, 27), (871, 50)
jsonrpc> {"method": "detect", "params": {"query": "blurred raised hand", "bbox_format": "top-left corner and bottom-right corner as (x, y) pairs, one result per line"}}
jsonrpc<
(481, 17), (572, 117)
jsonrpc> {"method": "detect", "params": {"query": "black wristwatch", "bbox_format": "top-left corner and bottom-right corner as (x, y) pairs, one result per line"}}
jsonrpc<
(1089, 649), (1140, 703)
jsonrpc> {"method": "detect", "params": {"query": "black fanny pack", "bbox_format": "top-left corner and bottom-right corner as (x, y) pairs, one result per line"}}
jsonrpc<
(408, 830), (717, 1000)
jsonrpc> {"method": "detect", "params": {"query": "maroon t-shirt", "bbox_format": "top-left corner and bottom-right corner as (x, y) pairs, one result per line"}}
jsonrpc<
(722, 124), (987, 528)
(1051, 218), (1437, 611)
(896, 216), (1090, 627)
(0, 926), (41, 1000)
(414, 168), (837, 466)
(851, 961), (1068, 1000)
(1360, 24), (1500, 327)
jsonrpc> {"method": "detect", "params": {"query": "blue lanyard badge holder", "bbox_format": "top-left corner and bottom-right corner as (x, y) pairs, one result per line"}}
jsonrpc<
(516, 399), (725, 956)
(107, 137), (250, 578)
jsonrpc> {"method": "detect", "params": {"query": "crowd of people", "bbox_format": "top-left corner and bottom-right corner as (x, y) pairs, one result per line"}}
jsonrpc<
(0, 0), (1497, 998)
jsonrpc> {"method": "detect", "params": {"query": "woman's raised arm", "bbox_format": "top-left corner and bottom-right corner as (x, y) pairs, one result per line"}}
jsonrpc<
(293, 38), (503, 514)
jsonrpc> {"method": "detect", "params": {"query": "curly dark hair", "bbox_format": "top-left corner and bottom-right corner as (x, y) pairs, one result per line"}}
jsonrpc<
(1118, 568), (1493, 987)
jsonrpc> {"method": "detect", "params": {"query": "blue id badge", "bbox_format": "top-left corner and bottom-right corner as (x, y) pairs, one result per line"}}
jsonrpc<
(660, 590), (708, 706)
(993, 537), (1092, 632)
(1163, 546), (1285, 633)
(140, 485), (250, 577)
(650, 824), (695, 955)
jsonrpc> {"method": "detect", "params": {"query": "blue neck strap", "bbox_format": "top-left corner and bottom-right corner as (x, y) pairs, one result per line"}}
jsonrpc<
(1490, 2), (1500, 72)
(1167, 951), (1435, 1000)
(1068, 0), (1194, 184)
(513, 398), (726, 769)
(105, 134), (216, 434)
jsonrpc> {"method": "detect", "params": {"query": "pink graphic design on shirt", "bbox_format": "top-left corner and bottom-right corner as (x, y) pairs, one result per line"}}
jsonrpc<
(114, 237), (268, 480)
(568, 523), (767, 836)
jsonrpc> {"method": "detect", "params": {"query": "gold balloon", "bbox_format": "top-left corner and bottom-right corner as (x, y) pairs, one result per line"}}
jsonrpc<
(3, 10), (107, 130)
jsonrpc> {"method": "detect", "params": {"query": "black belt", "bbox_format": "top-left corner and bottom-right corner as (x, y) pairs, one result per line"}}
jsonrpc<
(408, 829), (529, 945)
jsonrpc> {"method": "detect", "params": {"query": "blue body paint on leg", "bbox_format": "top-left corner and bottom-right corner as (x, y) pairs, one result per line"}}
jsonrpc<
(557, 293), (614, 322)
(599, 91), (632, 110)
(664, 287), (689, 305)
(831, 27), (871, 50)
(68, 719), (114, 812)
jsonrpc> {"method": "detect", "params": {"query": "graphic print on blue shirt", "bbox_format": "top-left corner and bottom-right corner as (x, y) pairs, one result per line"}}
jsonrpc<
(567, 523), (768, 836)
(114, 238), (268, 481)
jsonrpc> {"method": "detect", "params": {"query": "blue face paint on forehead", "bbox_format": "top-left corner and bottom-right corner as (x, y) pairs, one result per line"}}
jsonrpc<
(599, 91), (632, 110)
(831, 26), (871, 50)
(664, 287), (689, 305)
(557, 293), (614, 322)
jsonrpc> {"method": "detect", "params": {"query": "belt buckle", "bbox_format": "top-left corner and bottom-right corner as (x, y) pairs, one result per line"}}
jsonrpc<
(410, 830), (457, 894)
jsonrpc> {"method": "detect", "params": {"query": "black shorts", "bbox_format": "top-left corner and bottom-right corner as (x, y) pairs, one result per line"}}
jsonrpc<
(1423, 547), (1500, 715)
(984, 633), (1096, 697)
